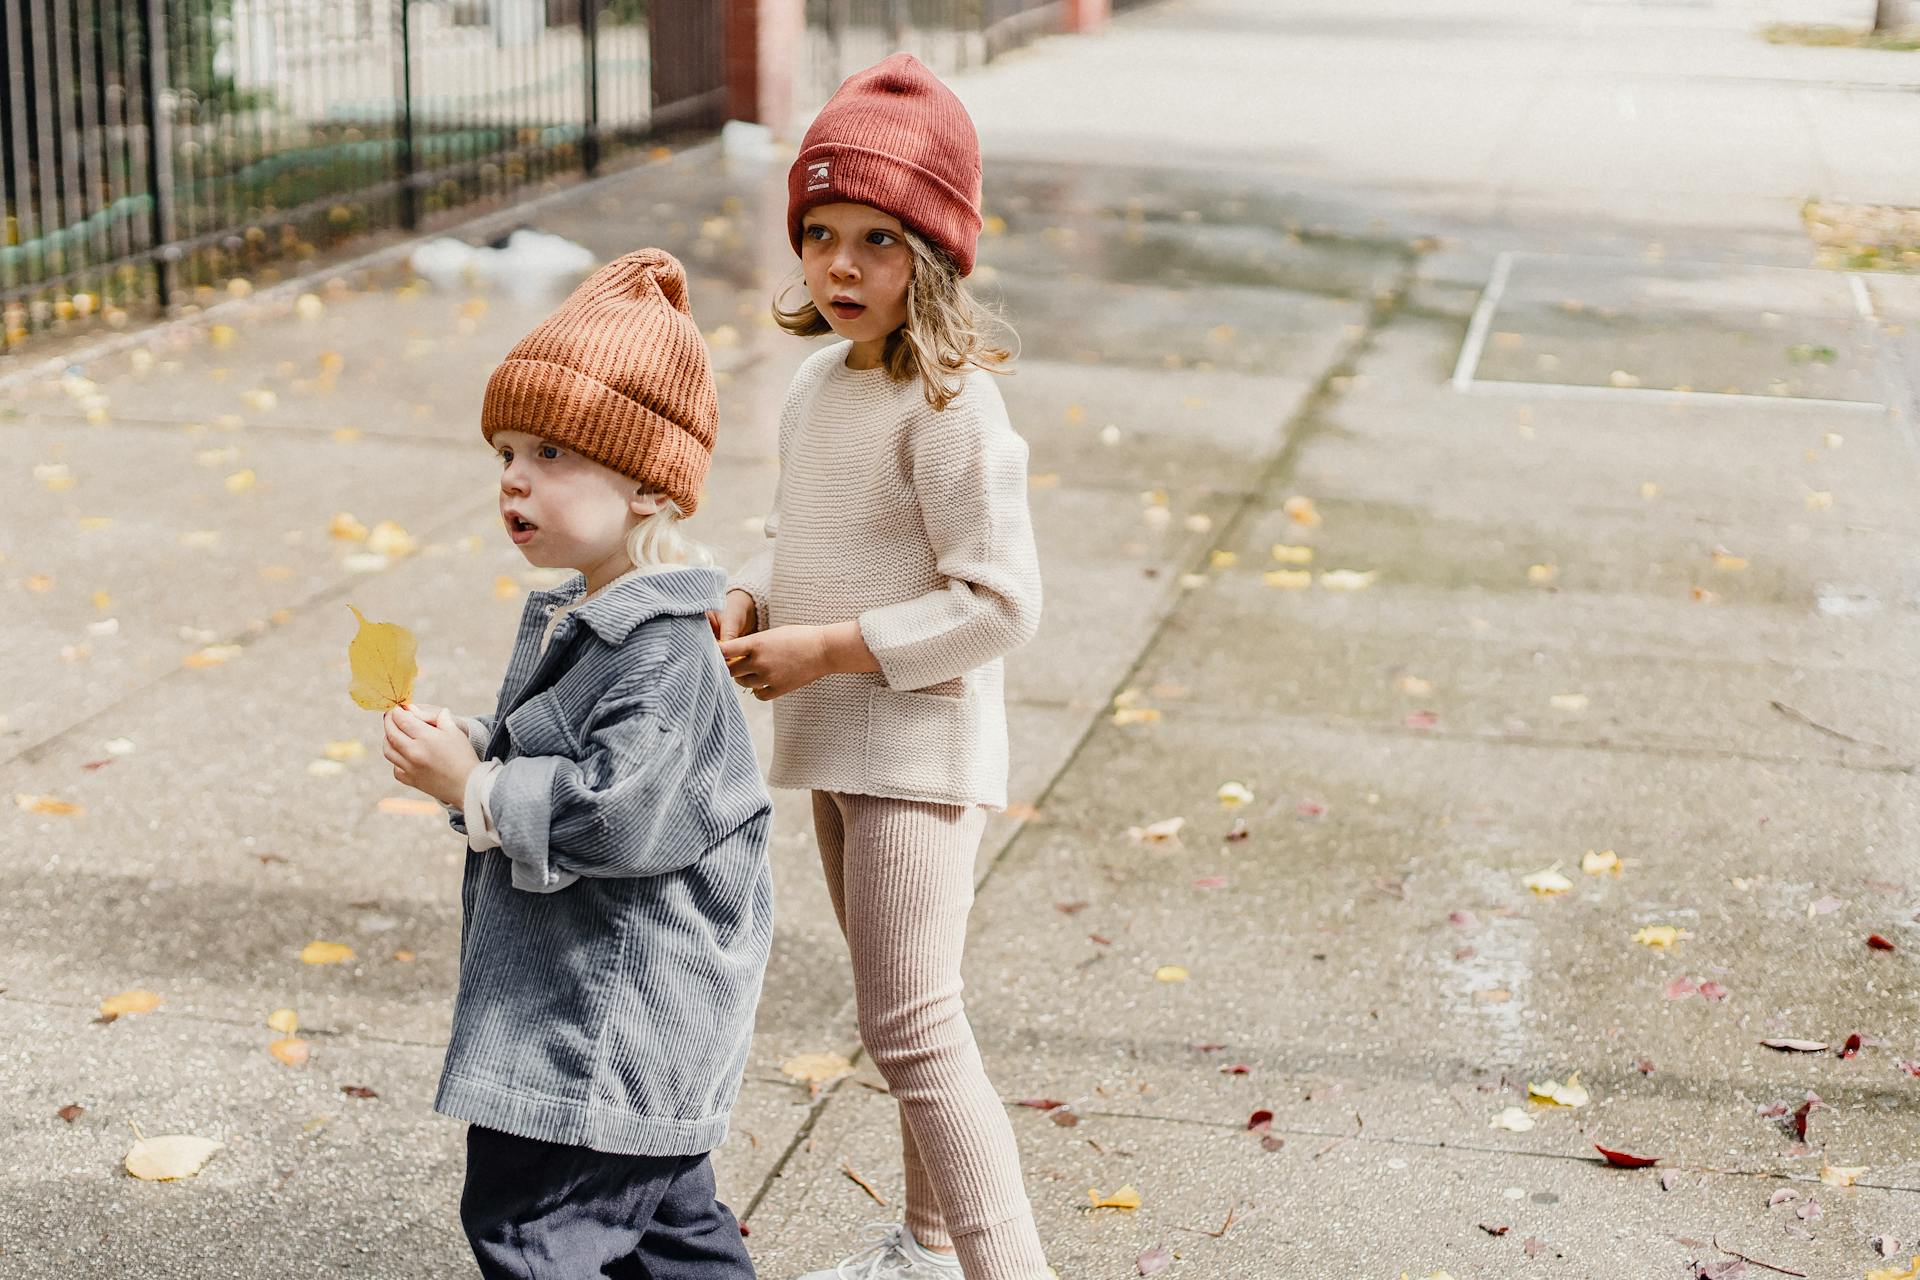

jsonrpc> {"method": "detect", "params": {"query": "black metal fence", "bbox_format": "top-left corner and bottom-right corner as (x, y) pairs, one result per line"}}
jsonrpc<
(3, 0), (1083, 349)
(1, 0), (723, 347)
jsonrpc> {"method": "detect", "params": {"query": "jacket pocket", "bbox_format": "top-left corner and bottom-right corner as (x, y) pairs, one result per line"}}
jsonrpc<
(503, 688), (576, 757)
(863, 685), (980, 798)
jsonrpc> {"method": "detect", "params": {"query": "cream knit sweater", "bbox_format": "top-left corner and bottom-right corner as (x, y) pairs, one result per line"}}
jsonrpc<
(730, 342), (1042, 810)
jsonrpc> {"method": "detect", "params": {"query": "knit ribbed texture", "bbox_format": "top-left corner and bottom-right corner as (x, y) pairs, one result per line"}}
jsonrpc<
(482, 249), (718, 514)
(439, 566), (773, 1157)
(812, 790), (1052, 1280)
(789, 53), (984, 275)
(729, 342), (1042, 810)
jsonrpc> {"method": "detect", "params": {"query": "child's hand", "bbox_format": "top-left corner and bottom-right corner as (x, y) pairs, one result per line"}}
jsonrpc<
(709, 589), (759, 643)
(717, 625), (831, 701)
(382, 704), (481, 808)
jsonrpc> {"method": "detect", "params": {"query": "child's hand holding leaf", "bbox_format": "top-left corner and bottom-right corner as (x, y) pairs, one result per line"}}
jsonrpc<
(382, 705), (480, 808)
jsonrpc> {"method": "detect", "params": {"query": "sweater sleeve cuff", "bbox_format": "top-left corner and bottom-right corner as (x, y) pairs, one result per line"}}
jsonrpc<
(463, 760), (504, 852)
(487, 756), (581, 894)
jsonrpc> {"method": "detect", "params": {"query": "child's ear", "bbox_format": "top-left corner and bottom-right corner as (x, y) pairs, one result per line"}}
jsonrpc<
(630, 490), (663, 519)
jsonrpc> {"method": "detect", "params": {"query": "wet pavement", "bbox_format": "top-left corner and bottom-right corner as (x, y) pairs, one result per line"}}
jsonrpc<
(5, 1), (1920, 1277)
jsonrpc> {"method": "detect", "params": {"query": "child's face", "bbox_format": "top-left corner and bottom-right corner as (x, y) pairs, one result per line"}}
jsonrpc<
(494, 430), (660, 573)
(800, 203), (912, 346)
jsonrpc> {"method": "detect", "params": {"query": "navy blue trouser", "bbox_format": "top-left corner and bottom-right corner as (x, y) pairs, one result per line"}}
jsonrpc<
(459, 1125), (755, 1280)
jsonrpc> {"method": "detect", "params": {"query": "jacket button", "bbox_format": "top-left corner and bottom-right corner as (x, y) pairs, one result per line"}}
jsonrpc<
(544, 605), (557, 615)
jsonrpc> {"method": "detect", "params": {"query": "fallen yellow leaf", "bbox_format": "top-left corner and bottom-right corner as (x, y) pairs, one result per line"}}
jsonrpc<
(1283, 496), (1322, 528)
(224, 469), (257, 494)
(1640, 482), (1660, 500)
(1209, 550), (1238, 571)
(1218, 782), (1254, 808)
(376, 796), (442, 816)
(346, 606), (417, 711)
(1632, 925), (1689, 948)
(1319, 569), (1377, 592)
(366, 520), (417, 558)
(1088, 1184), (1141, 1210)
(329, 512), (369, 542)
(1806, 490), (1833, 511)
(266, 1008), (299, 1034)
(1866, 1257), (1920, 1280)
(100, 989), (162, 1018)
(268, 1037), (311, 1067)
(1153, 965), (1190, 983)
(1550, 693), (1589, 712)
(1581, 849), (1622, 876)
(1528, 1072), (1590, 1108)
(1489, 1106), (1535, 1132)
(1711, 549), (1748, 572)
(1527, 563), (1558, 586)
(300, 940), (355, 966)
(1128, 816), (1185, 845)
(125, 1132), (221, 1181)
(1271, 544), (1314, 565)
(1113, 707), (1161, 727)
(1264, 569), (1312, 591)
(182, 645), (242, 669)
(324, 740), (366, 763)
(1819, 1162), (1868, 1187)
(779, 1051), (853, 1085)
(1523, 867), (1573, 895)
(16, 793), (84, 817)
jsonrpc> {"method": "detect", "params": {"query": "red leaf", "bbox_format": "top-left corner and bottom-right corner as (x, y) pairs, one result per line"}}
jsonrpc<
(1017, 1098), (1066, 1111)
(1792, 1094), (1824, 1141)
(1663, 976), (1699, 1000)
(1595, 1144), (1660, 1168)
(81, 759), (114, 771)
(56, 1104), (84, 1122)
(1259, 1134), (1284, 1152)
(1840, 1033), (1862, 1059)
(1088, 933), (1112, 946)
(1054, 900), (1089, 915)
(1224, 819), (1250, 842)
(1697, 980), (1728, 1002)
(1478, 1223), (1510, 1236)
(1191, 875), (1229, 890)
(1189, 1042), (1227, 1053)
(1897, 1060), (1920, 1078)
(1867, 933), (1896, 951)
(1633, 1058), (1657, 1075)
(1295, 801), (1327, 818)
(1405, 710), (1439, 729)
(1247, 1109), (1274, 1132)
(341, 1085), (379, 1099)
(1220, 1063), (1251, 1075)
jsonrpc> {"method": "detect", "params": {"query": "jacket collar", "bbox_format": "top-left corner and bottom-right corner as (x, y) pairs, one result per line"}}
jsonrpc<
(531, 565), (726, 646)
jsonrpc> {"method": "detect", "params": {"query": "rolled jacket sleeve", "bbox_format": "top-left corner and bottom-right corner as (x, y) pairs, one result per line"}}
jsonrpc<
(857, 409), (1043, 692)
(484, 683), (709, 885)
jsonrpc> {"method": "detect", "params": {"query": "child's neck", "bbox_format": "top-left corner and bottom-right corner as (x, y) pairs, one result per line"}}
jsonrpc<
(845, 336), (888, 370)
(580, 546), (635, 596)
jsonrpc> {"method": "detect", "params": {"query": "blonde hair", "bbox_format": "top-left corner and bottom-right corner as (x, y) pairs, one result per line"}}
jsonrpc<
(623, 496), (716, 571)
(772, 225), (1012, 411)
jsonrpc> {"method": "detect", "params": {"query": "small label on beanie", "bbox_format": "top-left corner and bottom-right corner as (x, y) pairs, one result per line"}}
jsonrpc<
(806, 159), (832, 193)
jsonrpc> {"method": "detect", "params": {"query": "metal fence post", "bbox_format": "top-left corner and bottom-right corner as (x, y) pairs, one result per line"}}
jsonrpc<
(138, 0), (177, 310)
(583, 0), (600, 175)
(395, 0), (417, 229)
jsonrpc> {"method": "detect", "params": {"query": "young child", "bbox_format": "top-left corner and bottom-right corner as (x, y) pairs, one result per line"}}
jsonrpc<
(380, 249), (771, 1280)
(715, 55), (1049, 1280)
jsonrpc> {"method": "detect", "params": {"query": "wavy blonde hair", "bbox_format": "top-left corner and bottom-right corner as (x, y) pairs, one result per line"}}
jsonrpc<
(623, 496), (716, 571)
(773, 226), (1012, 411)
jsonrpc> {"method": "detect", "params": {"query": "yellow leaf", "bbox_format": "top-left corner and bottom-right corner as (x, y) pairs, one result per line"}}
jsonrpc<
(1398, 675), (1433, 696)
(1209, 550), (1238, 570)
(493, 575), (522, 600)
(224, 469), (257, 494)
(25, 573), (54, 593)
(35, 463), (75, 491)
(183, 645), (242, 669)
(1270, 543), (1314, 564)
(1264, 569), (1312, 591)
(1806, 491), (1833, 511)
(1528, 1072), (1590, 1108)
(1581, 850), (1621, 876)
(100, 989), (162, 1018)
(780, 1051), (853, 1085)
(295, 292), (325, 320)
(1527, 563), (1558, 585)
(1283, 496), (1322, 528)
(1866, 1257), (1920, 1280)
(268, 1037), (310, 1067)
(1523, 867), (1573, 895)
(1128, 816), (1185, 845)
(209, 324), (237, 349)
(241, 389), (278, 412)
(1631, 925), (1689, 948)
(1319, 569), (1377, 591)
(1823, 432), (1844, 450)
(329, 512), (370, 542)
(91, 590), (113, 610)
(1217, 782), (1254, 808)
(324, 740), (365, 763)
(1551, 693), (1589, 712)
(377, 796), (443, 816)
(300, 940), (355, 966)
(1113, 707), (1161, 727)
(1640, 482), (1660, 500)
(266, 1008), (299, 1034)
(1208, 323), (1237, 343)
(1712, 549), (1748, 572)
(331, 427), (363, 444)
(366, 521), (416, 558)
(17, 793), (84, 817)
(1489, 1106), (1535, 1132)
(1819, 1162), (1868, 1187)
(1063, 404), (1086, 425)
(1153, 965), (1190, 983)
(125, 1133), (221, 1181)
(346, 606), (417, 711)
(1087, 1185), (1141, 1210)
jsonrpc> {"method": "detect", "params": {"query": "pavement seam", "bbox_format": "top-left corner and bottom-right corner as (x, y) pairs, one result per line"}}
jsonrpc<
(969, 255), (1421, 903)
(738, 1052), (868, 1223)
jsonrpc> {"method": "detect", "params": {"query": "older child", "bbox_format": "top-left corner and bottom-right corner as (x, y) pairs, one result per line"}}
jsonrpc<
(715, 55), (1049, 1280)
(382, 249), (770, 1280)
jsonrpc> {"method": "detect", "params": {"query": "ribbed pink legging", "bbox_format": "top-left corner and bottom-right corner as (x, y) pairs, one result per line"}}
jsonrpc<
(810, 790), (1051, 1279)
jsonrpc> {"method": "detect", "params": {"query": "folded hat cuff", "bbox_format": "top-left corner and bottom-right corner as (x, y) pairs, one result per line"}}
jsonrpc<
(482, 359), (710, 515)
(789, 143), (982, 275)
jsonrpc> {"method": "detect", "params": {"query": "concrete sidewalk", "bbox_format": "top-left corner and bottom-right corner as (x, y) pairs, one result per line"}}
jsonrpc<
(5, 1), (1920, 1276)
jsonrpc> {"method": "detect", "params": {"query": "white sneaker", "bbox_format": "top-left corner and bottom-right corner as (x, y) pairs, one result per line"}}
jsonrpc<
(793, 1222), (962, 1279)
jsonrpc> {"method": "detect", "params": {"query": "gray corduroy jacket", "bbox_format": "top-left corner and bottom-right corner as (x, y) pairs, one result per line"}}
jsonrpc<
(438, 565), (773, 1156)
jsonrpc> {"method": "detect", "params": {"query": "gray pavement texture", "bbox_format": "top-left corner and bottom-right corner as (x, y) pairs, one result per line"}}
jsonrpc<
(5, 0), (1920, 1277)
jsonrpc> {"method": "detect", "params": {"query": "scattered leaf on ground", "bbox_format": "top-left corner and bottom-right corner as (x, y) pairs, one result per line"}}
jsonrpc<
(1137, 1247), (1173, 1276)
(1523, 867), (1573, 896)
(1528, 1073), (1590, 1108)
(1819, 1163), (1868, 1187)
(300, 940), (355, 966)
(1595, 1144), (1660, 1168)
(779, 1052), (852, 1088)
(1582, 849), (1621, 876)
(1490, 1107), (1536, 1132)
(268, 1037), (311, 1067)
(1154, 965), (1190, 983)
(1761, 1038), (1829, 1053)
(125, 1133), (221, 1181)
(1632, 925), (1690, 948)
(266, 1008), (299, 1034)
(1088, 1185), (1142, 1210)
(99, 989), (161, 1019)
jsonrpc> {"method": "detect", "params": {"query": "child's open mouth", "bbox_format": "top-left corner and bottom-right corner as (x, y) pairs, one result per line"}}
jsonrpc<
(829, 298), (866, 321)
(506, 513), (539, 545)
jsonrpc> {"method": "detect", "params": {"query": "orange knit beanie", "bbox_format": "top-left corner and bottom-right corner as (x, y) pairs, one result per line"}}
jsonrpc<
(481, 248), (717, 515)
(789, 53), (983, 276)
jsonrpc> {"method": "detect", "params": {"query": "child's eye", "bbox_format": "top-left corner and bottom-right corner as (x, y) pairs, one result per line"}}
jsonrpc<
(803, 224), (828, 241)
(497, 448), (512, 464)
(866, 231), (895, 246)
(539, 445), (561, 460)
